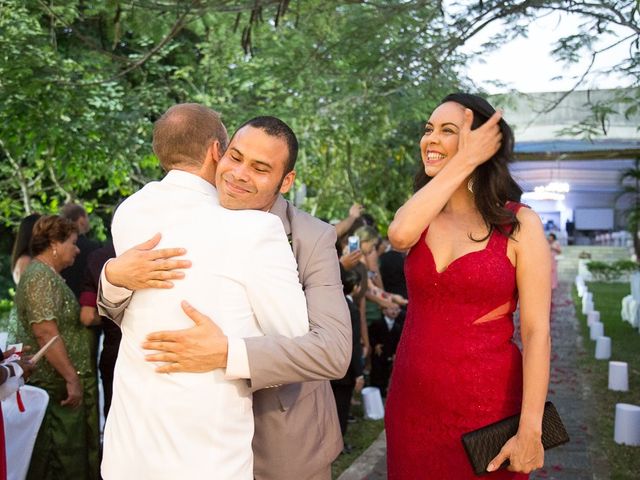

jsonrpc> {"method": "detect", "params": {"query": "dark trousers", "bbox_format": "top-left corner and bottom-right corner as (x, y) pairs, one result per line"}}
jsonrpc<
(330, 381), (355, 436)
(99, 346), (119, 418)
(370, 357), (392, 397)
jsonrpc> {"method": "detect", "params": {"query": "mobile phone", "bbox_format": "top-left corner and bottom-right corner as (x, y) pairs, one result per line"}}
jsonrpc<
(348, 235), (360, 253)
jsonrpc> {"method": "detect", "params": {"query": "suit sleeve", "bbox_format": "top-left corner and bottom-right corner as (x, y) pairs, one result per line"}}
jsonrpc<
(244, 225), (352, 390)
(243, 216), (309, 339)
(96, 266), (132, 326)
(96, 206), (133, 326)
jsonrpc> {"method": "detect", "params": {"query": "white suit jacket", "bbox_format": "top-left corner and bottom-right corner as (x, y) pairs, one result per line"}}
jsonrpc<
(101, 170), (308, 480)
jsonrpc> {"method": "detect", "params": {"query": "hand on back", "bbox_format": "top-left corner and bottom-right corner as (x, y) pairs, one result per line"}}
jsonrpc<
(106, 233), (191, 290)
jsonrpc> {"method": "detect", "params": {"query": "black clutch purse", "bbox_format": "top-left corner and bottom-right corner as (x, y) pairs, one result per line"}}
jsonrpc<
(461, 401), (570, 476)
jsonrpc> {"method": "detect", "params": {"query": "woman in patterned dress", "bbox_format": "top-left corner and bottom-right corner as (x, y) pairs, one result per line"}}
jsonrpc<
(15, 215), (99, 480)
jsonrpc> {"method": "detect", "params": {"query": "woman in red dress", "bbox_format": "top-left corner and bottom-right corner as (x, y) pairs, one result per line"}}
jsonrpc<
(385, 93), (551, 479)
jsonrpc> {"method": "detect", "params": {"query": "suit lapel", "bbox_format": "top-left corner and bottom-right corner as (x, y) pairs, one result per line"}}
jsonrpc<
(270, 195), (304, 285)
(270, 195), (291, 236)
(270, 195), (293, 248)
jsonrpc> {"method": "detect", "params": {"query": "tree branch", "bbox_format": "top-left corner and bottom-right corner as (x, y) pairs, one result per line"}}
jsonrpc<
(0, 139), (33, 214)
(47, 161), (73, 202)
(37, 0), (131, 64)
(56, 3), (196, 86)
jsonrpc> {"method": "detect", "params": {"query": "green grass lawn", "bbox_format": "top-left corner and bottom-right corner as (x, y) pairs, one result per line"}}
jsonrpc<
(573, 282), (640, 479)
(331, 398), (385, 478)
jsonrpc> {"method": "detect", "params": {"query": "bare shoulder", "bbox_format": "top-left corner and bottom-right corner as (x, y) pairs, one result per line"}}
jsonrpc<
(512, 205), (547, 250)
(15, 255), (31, 271)
(515, 205), (543, 231)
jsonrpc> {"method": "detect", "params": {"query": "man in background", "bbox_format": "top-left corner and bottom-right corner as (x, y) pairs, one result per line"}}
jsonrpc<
(368, 304), (404, 397)
(60, 203), (99, 298)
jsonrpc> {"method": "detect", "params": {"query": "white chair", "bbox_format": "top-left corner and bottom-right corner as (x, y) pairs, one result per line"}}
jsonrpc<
(595, 336), (611, 360)
(629, 299), (639, 328)
(614, 404), (640, 446)
(587, 311), (600, 326)
(621, 295), (633, 324)
(578, 284), (588, 299)
(609, 362), (629, 391)
(590, 322), (604, 340)
(361, 387), (385, 420)
(577, 284), (586, 297)
(582, 297), (594, 315)
(2, 386), (50, 480)
(632, 272), (640, 301)
(612, 231), (622, 247)
(578, 260), (592, 281)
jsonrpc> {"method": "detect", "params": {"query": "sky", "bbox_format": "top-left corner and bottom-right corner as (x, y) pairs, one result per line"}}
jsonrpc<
(459, 10), (635, 94)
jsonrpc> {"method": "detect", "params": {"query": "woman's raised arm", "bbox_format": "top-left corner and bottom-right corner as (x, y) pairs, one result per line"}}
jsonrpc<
(388, 109), (503, 250)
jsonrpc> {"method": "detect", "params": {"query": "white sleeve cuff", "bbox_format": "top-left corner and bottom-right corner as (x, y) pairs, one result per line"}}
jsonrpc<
(101, 260), (133, 303)
(224, 338), (251, 380)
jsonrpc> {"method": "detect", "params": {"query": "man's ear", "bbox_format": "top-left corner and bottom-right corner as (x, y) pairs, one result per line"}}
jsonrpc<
(279, 170), (296, 194)
(209, 140), (223, 163)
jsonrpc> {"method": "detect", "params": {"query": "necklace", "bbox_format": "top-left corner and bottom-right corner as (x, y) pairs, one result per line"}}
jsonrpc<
(35, 256), (57, 273)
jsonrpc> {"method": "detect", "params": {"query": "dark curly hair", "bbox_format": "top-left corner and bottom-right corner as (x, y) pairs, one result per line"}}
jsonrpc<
(30, 215), (78, 257)
(414, 93), (523, 240)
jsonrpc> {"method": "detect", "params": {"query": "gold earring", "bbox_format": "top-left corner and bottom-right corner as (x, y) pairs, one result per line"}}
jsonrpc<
(467, 178), (474, 193)
(53, 249), (58, 257)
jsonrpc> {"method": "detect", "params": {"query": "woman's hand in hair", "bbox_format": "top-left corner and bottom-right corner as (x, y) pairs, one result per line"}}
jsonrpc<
(455, 109), (503, 170)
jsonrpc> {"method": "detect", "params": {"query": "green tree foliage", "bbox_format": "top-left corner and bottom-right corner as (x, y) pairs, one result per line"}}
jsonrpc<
(0, 0), (636, 234)
(0, 1), (160, 232)
(0, 0), (462, 231)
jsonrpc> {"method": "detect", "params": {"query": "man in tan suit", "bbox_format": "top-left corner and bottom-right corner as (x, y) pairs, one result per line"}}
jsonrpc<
(99, 113), (351, 479)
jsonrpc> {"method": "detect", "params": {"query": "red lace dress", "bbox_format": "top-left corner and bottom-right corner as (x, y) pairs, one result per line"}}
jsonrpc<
(385, 203), (528, 479)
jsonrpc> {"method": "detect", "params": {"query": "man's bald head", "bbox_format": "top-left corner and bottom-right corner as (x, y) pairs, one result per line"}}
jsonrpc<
(152, 103), (228, 171)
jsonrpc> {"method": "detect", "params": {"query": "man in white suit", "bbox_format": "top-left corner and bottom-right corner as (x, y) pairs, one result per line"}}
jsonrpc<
(101, 104), (308, 480)
(100, 112), (352, 480)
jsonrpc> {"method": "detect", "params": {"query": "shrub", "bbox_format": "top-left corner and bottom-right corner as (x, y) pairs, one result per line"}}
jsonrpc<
(587, 260), (639, 281)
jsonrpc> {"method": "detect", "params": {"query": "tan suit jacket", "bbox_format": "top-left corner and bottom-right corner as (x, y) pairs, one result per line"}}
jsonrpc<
(248, 196), (351, 480)
(98, 195), (351, 480)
